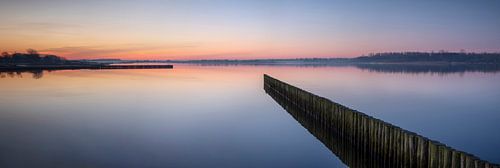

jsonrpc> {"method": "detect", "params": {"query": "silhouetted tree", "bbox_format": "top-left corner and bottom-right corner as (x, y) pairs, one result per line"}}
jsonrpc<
(1, 52), (10, 57)
(26, 49), (39, 56)
(0, 49), (69, 65)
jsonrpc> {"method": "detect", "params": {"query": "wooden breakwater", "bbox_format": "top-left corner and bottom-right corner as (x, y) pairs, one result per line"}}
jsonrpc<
(0, 64), (173, 71)
(263, 74), (499, 168)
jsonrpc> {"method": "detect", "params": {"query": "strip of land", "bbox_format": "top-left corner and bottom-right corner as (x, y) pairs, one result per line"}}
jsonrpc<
(2, 50), (499, 72)
(90, 52), (500, 65)
(0, 49), (173, 71)
(0, 64), (173, 71)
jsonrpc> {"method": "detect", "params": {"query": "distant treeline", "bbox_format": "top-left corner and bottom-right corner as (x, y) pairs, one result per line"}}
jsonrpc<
(163, 58), (350, 65)
(0, 49), (69, 65)
(133, 52), (500, 64)
(3, 49), (500, 65)
(355, 52), (500, 63)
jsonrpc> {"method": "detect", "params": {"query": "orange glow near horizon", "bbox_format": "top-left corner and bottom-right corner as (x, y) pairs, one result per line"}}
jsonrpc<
(1, 45), (364, 60)
(2, 33), (499, 60)
(0, 38), (373, 60)
(1, 0), (499, 60)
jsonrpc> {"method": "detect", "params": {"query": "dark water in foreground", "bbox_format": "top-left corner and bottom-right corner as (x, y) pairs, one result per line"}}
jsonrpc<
(0, 64), (499, 167)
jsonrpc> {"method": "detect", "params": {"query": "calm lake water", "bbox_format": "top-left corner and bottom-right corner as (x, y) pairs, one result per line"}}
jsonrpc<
(1, 64), (499, 167)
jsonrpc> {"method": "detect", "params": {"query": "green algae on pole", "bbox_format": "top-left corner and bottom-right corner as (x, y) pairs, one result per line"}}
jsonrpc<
(263, 74), (499, 168)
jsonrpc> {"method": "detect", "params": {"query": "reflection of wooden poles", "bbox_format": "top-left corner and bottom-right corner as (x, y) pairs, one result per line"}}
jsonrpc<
(264, 74), (499, 168)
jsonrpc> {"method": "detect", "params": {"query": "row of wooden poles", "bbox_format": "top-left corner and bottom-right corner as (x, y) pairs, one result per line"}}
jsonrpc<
(263, 74), (498, 168)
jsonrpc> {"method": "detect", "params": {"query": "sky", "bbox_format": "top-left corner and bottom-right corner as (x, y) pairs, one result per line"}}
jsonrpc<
(0, 0), (499, 60)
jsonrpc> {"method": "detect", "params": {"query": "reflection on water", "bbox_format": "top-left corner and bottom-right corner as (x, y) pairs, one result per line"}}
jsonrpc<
(0, 70), (44, 79)
(189, 63), (500, 75)
(265, 75), (499, 167)
(354, 63), (500, 74)
(0, 64), (499, 167)
(267, 87), (384, 167)
(2, 63), (498, 80)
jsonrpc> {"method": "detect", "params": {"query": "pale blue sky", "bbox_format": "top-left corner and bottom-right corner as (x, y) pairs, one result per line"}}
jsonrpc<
(1, 0), (499, 59)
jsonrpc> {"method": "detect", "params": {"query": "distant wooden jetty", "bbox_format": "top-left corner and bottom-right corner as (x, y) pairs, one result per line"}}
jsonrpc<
(0, 64), (173, 71)
(264, 74), (499, 168)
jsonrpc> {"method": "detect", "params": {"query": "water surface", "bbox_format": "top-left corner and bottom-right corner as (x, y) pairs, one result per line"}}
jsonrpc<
(1, 64), (499, 167)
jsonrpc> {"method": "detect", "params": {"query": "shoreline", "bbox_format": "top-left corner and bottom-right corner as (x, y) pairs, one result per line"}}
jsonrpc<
(0, 64), (173, 71)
